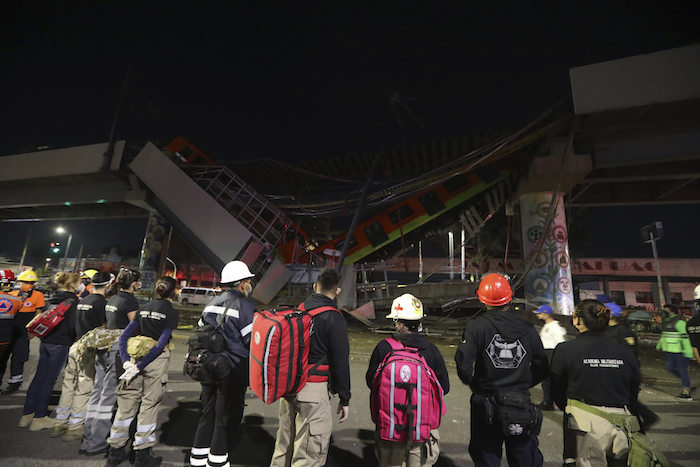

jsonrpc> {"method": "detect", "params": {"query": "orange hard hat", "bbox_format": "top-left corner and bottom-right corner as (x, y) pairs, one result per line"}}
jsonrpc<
(477, 273), (513, 307)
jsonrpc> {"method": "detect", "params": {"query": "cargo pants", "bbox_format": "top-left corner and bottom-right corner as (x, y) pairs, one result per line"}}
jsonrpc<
(107, 349), (169, 451)
(54, 342), (96, 435)
(564, 403), (629, 467)
(0, 313), (33, 386)
(374, 429), (440, 467)
(270, 381), (333, 467)
(81, 343), (123, 454)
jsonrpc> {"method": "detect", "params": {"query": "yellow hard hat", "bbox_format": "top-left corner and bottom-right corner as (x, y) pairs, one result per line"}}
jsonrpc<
(81, 269), (98, 279)
(17, 269), (39, 282)
(17, 270), (38, 282)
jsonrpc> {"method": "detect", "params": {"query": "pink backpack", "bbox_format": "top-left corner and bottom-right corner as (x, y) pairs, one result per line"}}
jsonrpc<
(370, 337), (445, 443)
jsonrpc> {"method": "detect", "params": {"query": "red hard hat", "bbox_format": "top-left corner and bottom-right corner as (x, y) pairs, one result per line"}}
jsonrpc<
(477, 273), (513, 307)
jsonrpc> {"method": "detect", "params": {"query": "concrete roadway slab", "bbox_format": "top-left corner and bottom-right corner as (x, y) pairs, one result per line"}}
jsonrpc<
(1, 330), (699, 466)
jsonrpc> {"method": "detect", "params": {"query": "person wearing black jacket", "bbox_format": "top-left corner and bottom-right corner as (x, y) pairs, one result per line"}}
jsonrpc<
(455, 273), (548, 467)
(190, 261), (257, 467)
(106, 276), (179, 467)
(366, 293), (449, 467)
(51, 271), (112, 440)
(550, 300), (642, 466)
(19, 272), (80, 432)
(270, 267), (351, 467)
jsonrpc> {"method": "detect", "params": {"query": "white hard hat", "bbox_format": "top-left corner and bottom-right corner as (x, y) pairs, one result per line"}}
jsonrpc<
(694, 284), (700, 301)
(221, 261), (254, 284)
(386, 293), (424, 320)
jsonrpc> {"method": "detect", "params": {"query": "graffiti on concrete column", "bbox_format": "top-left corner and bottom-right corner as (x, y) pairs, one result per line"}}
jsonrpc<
(138, 212), (169, 292)
(520, 193), (574, 315)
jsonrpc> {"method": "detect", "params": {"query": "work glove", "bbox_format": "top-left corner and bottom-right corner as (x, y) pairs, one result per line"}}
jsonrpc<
(120, 364), (140, 382)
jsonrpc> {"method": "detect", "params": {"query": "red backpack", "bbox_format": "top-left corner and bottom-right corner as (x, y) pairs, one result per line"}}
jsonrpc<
(249, 303), (339, 404)
(370, 337), (445, 443)
(26, 298), (76, 339)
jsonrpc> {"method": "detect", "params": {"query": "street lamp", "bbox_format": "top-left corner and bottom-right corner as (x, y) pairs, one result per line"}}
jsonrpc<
(165, 257), (177, 281)
(56, 227), (73, 272)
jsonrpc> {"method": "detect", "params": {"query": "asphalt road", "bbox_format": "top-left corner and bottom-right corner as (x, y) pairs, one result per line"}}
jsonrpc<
(1, 327), (699, 466)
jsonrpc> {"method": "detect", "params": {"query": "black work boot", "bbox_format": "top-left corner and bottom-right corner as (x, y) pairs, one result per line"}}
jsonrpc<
(3, 382), (21, 394)
(104, 446), (128, 467)
(134, 448), (162, 467)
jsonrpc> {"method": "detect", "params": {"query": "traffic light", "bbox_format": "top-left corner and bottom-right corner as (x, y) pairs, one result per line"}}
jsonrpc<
(49, 242), (61, 255)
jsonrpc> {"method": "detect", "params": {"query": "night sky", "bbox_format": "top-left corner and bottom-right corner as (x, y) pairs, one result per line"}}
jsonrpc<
(1, 2), (699, 263)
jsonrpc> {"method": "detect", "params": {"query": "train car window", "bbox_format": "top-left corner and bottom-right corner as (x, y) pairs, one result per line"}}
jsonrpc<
(475, 164), (501, 184)
(443, 174), (469, 193)
(364, 222), (389, 247)
(419, 191), (445, 216)
(388, 204), (414, 224)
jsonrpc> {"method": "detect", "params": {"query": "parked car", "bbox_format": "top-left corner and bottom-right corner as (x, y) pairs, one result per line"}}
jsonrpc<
(178, 287), (222, 306)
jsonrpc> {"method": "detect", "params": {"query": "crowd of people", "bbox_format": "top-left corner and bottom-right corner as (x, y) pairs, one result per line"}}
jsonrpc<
(1, 263), (699, 467)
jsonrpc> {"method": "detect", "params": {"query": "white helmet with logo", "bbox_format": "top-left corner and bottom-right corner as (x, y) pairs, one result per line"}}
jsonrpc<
(694, 284), (700, 301)
(220, 261), (254, 284)
(386, 293), (424, 320)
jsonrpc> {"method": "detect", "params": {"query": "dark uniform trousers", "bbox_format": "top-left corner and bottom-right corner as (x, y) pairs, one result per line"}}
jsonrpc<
(469, 393), (543, 467)
(190, 374), (247, 467)
(0, 313), (33, 385)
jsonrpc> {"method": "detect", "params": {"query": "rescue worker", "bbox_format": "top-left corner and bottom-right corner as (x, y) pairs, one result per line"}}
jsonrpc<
(1, 269), (46, 394)
(189, 261), (257, 467)
(365, 293), (449, 467)
(455, 272), (548, 467)
(81, 268), (141, 456)
(550, 300), (642, 466)
(51, 271), (112, 440)
(533, 304), (567, 411)
(79, 269), (98, 299)
(0, 292), (24, 386)
(269, 267), (351, 467)
(656, 304), (694, 400)
(105, 276), (179, 467)
(20, 272), (80, 431)
(604, 303), (637, 358)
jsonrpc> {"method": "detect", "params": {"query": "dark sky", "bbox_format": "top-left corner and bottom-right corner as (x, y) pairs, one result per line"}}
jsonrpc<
(1, 1), (699, 262)
(2, 1), (699, 158)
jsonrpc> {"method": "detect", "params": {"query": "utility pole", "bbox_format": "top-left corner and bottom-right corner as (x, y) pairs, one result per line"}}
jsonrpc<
(642, 222), (666, 307)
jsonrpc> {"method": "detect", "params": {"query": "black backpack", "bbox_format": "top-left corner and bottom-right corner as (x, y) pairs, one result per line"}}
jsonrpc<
(183, 298), (238, 385)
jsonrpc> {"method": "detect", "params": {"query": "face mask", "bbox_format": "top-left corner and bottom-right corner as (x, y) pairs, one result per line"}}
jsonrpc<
(20, 282), (33, 293)
(242, 281), (253, 297)
(76, 283), (86, 294)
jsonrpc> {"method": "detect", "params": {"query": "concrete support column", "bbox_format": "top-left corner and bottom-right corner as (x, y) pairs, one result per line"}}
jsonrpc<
(138, 211), (170, 292)
(519, 192), (575, 315)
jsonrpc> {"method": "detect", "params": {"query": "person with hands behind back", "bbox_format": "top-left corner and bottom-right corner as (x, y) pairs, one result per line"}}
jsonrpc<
(105, 276), (178, 467)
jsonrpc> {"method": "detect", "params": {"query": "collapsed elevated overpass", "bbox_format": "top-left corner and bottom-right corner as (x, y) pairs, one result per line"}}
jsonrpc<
(2, 44), (699, 307)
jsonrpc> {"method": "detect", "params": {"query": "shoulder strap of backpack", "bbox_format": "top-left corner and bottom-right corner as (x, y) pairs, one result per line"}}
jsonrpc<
(298, 304), (340, 318)
(214, 296), (240, 329)
(386, 337), (404, 350)
(57, 297), (77, 314)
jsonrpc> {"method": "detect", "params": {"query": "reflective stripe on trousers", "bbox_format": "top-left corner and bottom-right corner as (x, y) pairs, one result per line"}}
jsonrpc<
(107, 350), (169, 450)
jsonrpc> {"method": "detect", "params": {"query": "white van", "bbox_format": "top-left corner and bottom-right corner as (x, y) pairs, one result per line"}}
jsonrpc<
(178, 287), (222, 306)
